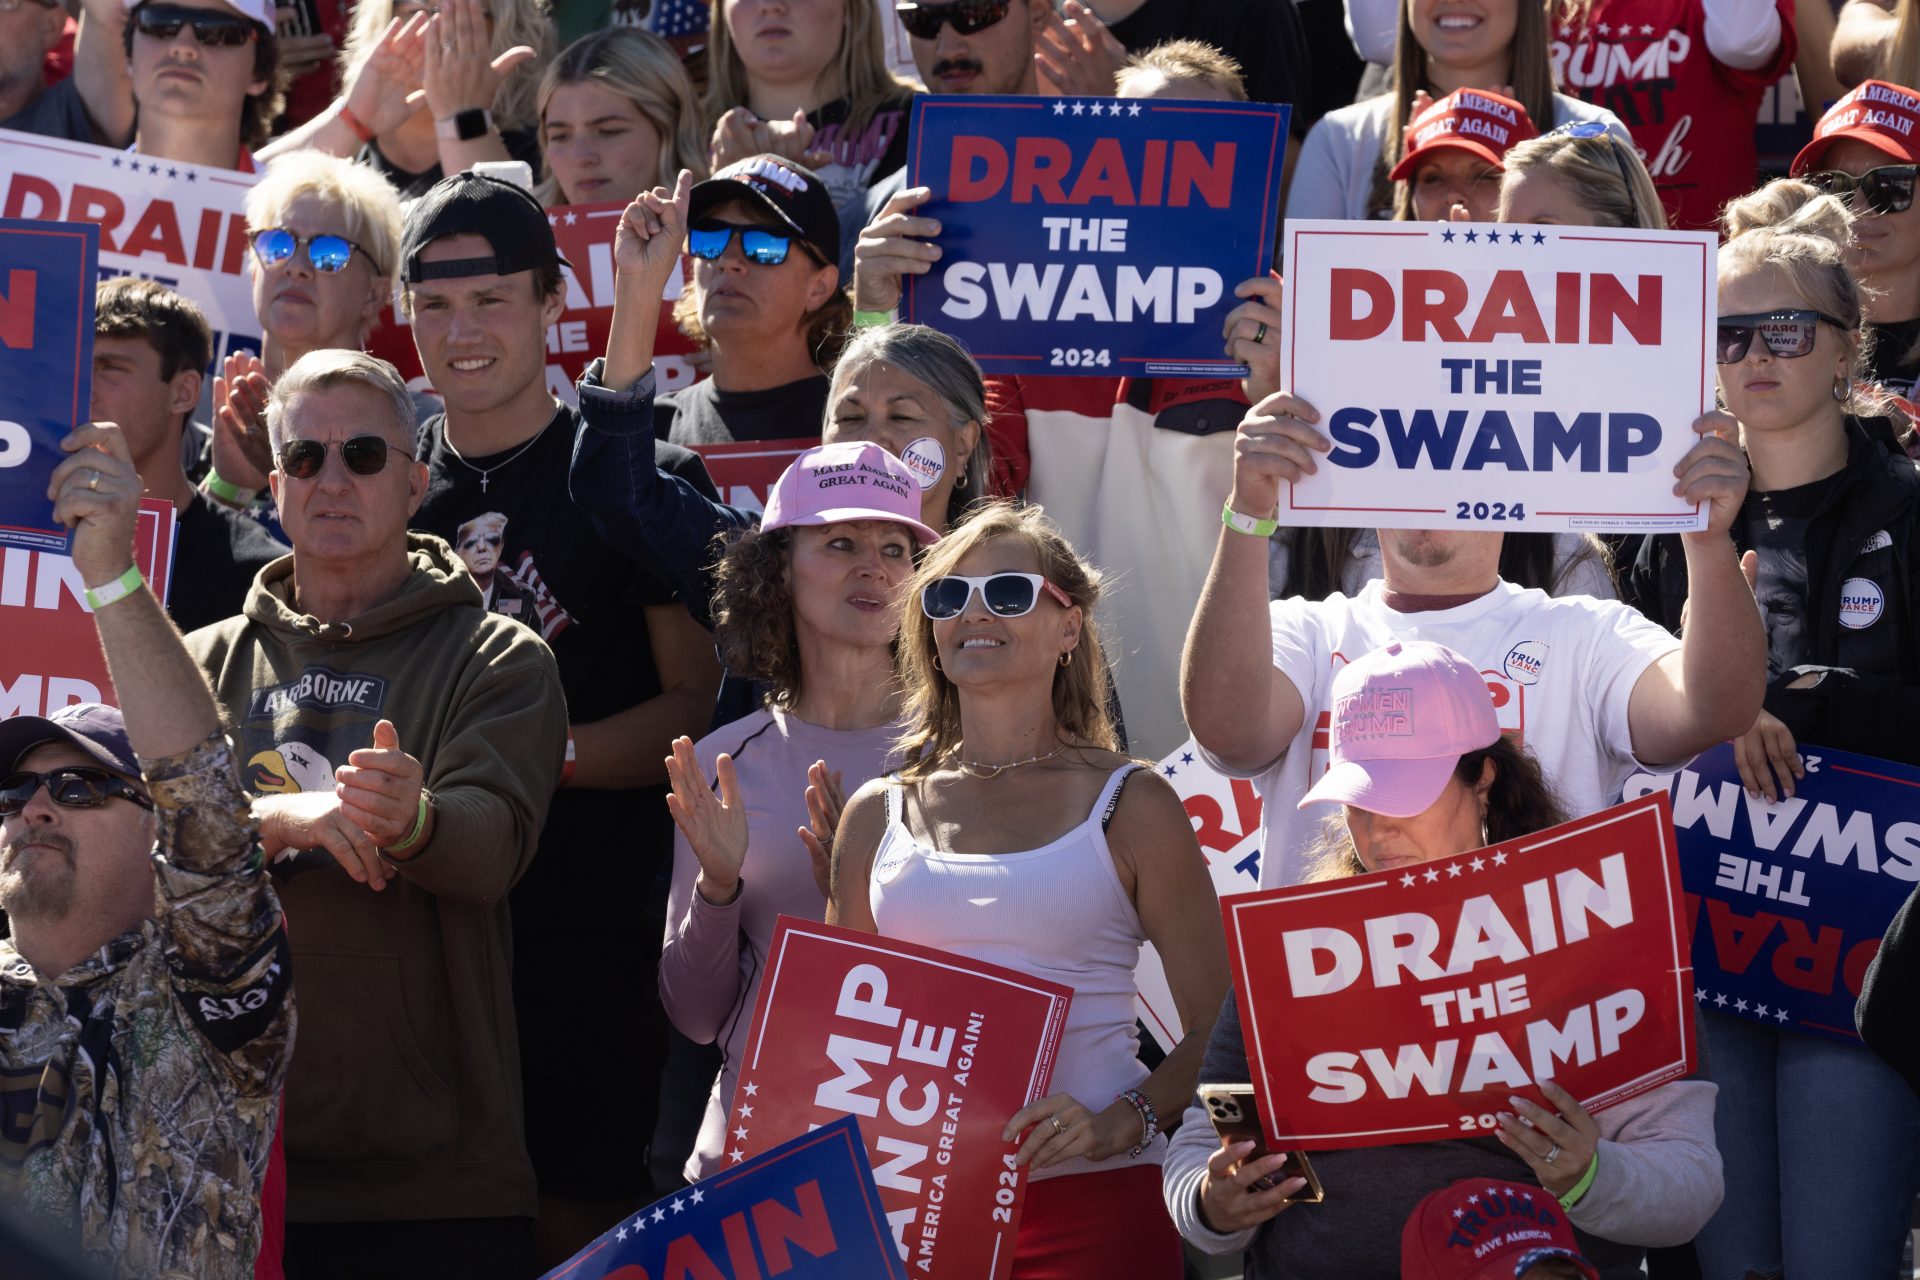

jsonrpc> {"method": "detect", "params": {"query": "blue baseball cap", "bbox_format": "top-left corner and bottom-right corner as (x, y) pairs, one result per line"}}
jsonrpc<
(0, 704), (142, 779)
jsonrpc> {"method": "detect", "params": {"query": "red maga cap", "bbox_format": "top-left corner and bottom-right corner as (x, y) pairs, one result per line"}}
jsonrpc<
(1793, 80), (1920, 176)
(1401, 1179), (1600, 1280)
(1390, 88), (1538, 182)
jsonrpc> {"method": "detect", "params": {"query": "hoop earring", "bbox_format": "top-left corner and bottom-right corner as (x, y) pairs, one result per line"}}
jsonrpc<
(955, 468), (970, 491)
(932, 653), (942, 673)
(1833, 375), (1849, 403)
(1058, 650), (1072, 667)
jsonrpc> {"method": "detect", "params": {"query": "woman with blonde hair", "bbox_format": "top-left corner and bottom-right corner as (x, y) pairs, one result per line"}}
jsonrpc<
(259, 0), (554, 198)
(704, 0), (915, 248)
(1286, 0), (1622, 222)
(1498, 121), (1669, 231)
(537, 27), (708, 206)
(828, 501), (1229, 1278)
(1620, 180), (1920, 1280)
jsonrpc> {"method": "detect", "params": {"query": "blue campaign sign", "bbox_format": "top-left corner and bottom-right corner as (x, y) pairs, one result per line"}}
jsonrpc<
(1623, 743), (1920, 1043)
(542, 1114), (907, 1280)
(904, 94), (1288, 378)
(0, 217), (98, 554)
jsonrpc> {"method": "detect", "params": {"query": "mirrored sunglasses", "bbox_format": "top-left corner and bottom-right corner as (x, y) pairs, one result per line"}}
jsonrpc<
(250, 227), (367, 274)
(894, 0), (1012, 38)
(920, 572), (1073, 621)
(277, 435), (413, 479)
(687, 221), (796, 266)
(1716, 310), (1848, 364)
(1805, 164), (1918, 216)
(0, 766), (153, 817)
(133, 2), (258, 46)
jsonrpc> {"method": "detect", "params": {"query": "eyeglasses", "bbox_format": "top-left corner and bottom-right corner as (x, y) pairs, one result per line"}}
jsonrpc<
(250, 228), (369, 275)
(0, 767), (153, 817)
(277, 435), (414, 479)
(688, 221), (801, 266)
(1805, 164), (1918, 217)
(895, 0), (1012, 39)
(920, 572), (1073, 621)
(132, 2), (259, 47)
(1716, 310), (1849, 364)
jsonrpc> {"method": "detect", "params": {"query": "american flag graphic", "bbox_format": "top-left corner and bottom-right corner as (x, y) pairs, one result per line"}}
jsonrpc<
(612, 0), (709, 58)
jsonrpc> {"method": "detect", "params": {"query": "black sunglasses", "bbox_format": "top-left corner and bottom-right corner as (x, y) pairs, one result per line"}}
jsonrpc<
(1716, 310), (1849, 364)
(895, 0), (1013, 39)
(1805, 164), (1919, 217)
(0, 767), (153, 817)
(133, 2), (260, 46)
(277, 435), (414, 480)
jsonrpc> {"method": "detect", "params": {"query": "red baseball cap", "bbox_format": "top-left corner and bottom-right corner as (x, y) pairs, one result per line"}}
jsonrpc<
(1401, 1179), (1600, 1280)
(1792, 80), (1920, 176)
(1390, 89), (1539, 182)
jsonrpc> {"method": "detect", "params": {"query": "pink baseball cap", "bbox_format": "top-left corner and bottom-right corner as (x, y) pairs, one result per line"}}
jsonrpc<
(1297, 640), (1499, 818)
(761, 441), (941, 545)
(1793, 80), (1920, 175)
(1401, 1179), (1599, 1280)
(1389, 88), (1538, 182)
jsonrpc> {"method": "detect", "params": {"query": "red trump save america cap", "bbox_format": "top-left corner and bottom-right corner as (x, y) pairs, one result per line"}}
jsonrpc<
(1401, 1179), (1600, 1280)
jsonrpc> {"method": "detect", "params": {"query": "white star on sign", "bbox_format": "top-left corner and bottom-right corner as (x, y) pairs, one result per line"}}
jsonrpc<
(564, 211), (579, 225)
(1775, 1007), (1789, 1023)
(730, 1149), (745, 1163)
(1713, 993), (1728, 1008)
(739, 1104), (754, 1118)
(1447, 863), (1464, 878)
(1756, 1004), (1769, 1017)
(1053, 100), (1066, 115)
(1400, 873), (1416, 887)
(1128, 102), (1141, 116)
(744, 1082), (758, 1096)
(734, 1127), (749, 1141)
(1453, 1208), (1464, 1219)
(1695, 987), (1707, 1001)
(1734, 999), (1748, 1013)
(1468, 1193), (1480, 1205)
(1071, 102), (1084, 115)
(1492, 851), (1508, 866)
(653, 1207), (667, 1223)
(672, 1197), (686, 1213)
(690, 1189), (705, 1205)
(1424, 867), (1440, 883)
(616, 1226), (628, 1241)
(1469, 856), (1485, 871)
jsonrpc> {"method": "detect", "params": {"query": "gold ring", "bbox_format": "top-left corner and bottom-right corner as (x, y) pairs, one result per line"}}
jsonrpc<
(1050, 1115), (1067, 1134)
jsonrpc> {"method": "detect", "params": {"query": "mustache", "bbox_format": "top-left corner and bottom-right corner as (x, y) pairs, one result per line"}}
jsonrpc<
(1, 831), (76, 870)
(932, 58), (983, 78)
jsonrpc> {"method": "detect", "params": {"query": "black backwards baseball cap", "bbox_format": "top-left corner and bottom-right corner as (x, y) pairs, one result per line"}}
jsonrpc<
(690, 154), (841, 267)
(399, 172), (573, 284)
(0, 704), (142, 779)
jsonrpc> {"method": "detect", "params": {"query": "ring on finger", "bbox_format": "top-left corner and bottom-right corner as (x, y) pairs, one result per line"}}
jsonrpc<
(1050, 1115), (1067, 1135)
(1252, 321), (1268, 344)
(1544, 1142), (1562, 1165)
(87, 470), (99, 491)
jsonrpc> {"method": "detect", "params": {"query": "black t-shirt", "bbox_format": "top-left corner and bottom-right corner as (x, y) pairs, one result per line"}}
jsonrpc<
(0, 78), (96, 144)
(1109, 0), (1310, 113)
(411, 404), (720, 936)
(169, 492), (288, 635)
(1744, 469), (1850, 677)
(1867, 316), (1920, 400)
(655, 374), (830, 445)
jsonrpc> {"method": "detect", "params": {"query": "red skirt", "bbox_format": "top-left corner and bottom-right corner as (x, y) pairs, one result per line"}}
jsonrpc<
(1011, 1164), (1185, 1279)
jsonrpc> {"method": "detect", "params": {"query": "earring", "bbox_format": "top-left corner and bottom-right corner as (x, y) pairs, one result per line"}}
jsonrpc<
(1834, 375), (1850, 403)
(932, 654), (942, 673)
(1058, 650), (1072, 667)
(954, 468), (970, 491)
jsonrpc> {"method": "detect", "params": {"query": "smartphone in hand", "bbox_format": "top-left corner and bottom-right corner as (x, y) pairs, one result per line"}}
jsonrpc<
(1198, 1084), (1325, 1204)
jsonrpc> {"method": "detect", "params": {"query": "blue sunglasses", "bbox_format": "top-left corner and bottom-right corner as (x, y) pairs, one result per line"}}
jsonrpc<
(688, 221), (799, 266)
(250, 227), (367, 274)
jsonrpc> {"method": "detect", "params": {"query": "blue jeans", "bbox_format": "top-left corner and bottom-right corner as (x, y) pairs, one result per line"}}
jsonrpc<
(1693, 1010), (1920, 1280)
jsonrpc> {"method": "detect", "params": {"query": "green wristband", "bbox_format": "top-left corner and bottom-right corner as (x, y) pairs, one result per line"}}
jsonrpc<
(854, 309), (894, 329)
(84, 565), (144, 611)
(1558, 1150), (1599, 1209)
(383, 791), (431, 858)
(1222, 500), (1279, 538)
(204, 469), (260, 505)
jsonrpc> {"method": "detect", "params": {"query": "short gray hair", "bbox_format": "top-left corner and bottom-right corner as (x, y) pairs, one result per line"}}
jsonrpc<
(268, 350), (415, 455)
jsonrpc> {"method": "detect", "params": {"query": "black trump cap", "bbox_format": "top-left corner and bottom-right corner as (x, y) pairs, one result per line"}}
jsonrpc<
(399, 172), (573, 284)
(690, 154), (840, 266)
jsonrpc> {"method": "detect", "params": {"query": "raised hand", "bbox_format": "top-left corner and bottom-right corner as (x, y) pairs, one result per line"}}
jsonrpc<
(421, 0), (536, 120)
(1033, 0), (1127, 97)
(798, 759), (846, 900)
(664, 736), (750, 904)
(615, 168), (693, 287)
(335, 719), (427, 849)
(344, 11), (430, 137)
(211, 350), (274, 489)
(852, 186), (941, 312)
(1222, 273), (1283, 403)
(1231, 390), (1330, 517)
(47, 422), (141, 587)
(1675, 408), (1750, 541)
(708, 106), (832, 173)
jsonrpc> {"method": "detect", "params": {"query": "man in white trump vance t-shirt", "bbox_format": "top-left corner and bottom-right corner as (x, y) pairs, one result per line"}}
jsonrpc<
(1182, 390), (1769, 889)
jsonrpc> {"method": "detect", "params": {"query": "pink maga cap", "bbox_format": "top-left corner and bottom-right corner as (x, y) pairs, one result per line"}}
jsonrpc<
(761, 441), (942, 545)
(1297, 640), (1499, 818)
(1401, 1178), (1599, 1280)
(1793, 80), (1920, 175)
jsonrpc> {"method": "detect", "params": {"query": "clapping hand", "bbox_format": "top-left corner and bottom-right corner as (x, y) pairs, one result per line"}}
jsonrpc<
(798, 759), (846, 900)
(335, 719), (426, 849)
(665, 736), (750, 904)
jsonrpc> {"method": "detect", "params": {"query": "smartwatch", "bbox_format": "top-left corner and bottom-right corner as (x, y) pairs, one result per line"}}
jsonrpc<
(436, 108), (494, 141)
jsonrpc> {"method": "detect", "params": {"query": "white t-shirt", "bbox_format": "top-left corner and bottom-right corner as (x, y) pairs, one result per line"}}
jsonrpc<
(1200, 579), (1682, 887)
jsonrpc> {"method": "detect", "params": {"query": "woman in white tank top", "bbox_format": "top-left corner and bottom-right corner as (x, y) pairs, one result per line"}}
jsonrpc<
(828, 502), (1230, 1279)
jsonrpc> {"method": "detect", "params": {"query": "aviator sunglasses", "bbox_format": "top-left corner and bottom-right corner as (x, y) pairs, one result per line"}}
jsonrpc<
(133, 2), (259, 46)
(921, 573), (1074, 621)
(895, 0), (1013, 39)
(0, 767), (154, 817)
(687, 221), (806, 266)
(1716, 310), (1848, 364)
(277, 435), (414, 479)
(250, 228), (369, 275)
(1805, 164), (1919, 217)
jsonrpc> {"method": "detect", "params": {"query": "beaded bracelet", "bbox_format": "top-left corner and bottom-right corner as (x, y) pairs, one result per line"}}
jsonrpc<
(1116, 1088), (1157, 1158)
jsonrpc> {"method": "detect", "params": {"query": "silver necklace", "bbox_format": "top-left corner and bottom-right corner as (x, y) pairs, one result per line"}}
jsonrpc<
(442, 418), (553, 493)
(951, 743), (1064, 779)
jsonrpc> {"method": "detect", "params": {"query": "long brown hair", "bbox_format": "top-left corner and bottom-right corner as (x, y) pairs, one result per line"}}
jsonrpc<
(703, 0), (915, 138)
(894, 503), (1119, 779)
(1373, 0), (1556, 219)
(712, 526), (804, 703)
(1301, 735), (1568, 881)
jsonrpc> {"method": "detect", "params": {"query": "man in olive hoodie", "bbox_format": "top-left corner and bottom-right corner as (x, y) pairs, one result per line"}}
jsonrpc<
(184, 349), (567, 1279)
